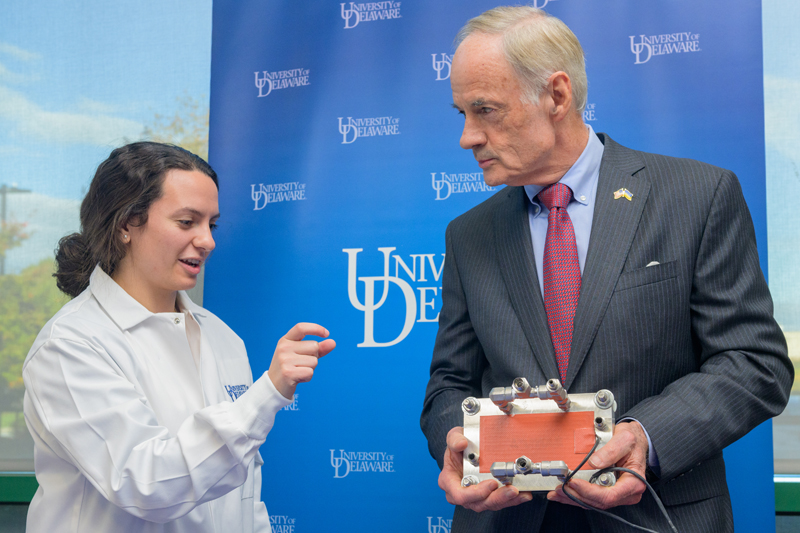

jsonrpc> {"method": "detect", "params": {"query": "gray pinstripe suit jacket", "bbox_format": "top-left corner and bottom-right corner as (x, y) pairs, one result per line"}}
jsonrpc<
(421, 134), (794, 532)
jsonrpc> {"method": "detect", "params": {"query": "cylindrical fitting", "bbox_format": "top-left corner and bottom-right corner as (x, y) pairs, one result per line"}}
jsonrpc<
(461, 475), (480, 487)
(489, 386), (514, 413)
(538, 460), (570, 478)
(490, 462), (517, 479)
(462, 397), (481, 415)
(595, 472), (616, 487)
(546, 379), (571, 412)
(515, 456), (533, 474)
(594, 416), (607, 431)
(467, 452), (479, 467)
(594, 389), (614, 410)
(491, 458), (570, 481)
(512, 377), (531, 395)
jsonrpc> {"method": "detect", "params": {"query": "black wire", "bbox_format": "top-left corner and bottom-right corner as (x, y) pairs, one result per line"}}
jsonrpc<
(564, 436), (600, 484)
(589, 467), (679, 533)
(559, 437), (660, 532)
(561, 483), (662, 533)
(558, 436), (679, 533)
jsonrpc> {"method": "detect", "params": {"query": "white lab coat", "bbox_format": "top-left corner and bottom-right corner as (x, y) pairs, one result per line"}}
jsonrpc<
(23, 266), (289, 532)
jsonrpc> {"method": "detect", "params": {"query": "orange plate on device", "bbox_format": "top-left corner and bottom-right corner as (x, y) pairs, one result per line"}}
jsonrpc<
(479, 411), (596, 472)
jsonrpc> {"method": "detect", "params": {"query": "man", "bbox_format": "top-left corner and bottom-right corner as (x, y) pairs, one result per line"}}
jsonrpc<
(420, 6), (793, 532)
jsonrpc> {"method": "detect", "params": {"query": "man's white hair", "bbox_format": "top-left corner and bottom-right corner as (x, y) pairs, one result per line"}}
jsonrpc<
(455, 6), (588, 114)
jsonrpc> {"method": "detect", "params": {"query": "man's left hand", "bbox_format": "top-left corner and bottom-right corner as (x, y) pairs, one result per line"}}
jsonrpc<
(546, 420), (648, 509)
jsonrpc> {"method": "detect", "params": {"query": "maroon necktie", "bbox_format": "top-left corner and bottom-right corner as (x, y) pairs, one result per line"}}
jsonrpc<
(538, 183), (581, 383)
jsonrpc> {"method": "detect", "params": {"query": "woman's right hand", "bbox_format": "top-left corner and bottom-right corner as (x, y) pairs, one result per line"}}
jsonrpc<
(267, 323), (336, 399)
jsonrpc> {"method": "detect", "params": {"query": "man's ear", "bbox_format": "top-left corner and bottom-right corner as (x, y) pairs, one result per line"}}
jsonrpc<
(547, 71), (573, 121)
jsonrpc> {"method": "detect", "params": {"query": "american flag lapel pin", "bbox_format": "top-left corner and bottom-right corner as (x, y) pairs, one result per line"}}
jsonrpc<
(614, 188), (633, 201)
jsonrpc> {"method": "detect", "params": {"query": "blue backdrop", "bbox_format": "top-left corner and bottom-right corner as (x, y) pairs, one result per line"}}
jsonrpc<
(207, 1), (774, 531)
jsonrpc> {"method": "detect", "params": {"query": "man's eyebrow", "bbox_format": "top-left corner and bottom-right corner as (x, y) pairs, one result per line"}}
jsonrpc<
(452, 99), (489, 109)
(452, 99), (493, 110)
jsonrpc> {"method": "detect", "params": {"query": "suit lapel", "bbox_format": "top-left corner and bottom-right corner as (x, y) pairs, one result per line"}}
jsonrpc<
(494, 187), (561, 381)
(565, 135), (649, 387)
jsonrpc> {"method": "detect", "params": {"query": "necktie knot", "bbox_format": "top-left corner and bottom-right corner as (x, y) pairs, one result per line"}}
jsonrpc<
(538, 182), (573, 211)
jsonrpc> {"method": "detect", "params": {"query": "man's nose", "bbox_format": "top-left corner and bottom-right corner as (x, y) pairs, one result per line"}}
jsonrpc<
(460, 117), (486, 149)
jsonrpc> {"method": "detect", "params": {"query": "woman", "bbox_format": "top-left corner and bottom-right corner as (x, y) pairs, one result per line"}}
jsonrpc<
(22, 142), (334, 532)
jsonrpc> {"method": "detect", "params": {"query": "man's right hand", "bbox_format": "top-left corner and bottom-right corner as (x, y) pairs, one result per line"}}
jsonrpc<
(439, 427), (533, 512)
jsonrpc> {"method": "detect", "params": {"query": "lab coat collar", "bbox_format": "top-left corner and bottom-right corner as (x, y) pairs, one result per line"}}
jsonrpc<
(177, 290), (208, 318)
(89, 265), (207, 331)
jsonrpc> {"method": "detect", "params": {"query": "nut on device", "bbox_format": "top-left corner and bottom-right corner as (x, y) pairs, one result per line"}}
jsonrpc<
(461, 378), (617, 491)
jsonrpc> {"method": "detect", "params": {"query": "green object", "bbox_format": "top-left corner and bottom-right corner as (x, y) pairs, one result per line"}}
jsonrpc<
(776, 477), (800, 513)
(0, 474), (37, 503)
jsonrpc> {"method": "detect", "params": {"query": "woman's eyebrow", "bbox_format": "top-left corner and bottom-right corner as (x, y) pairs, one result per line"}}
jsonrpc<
(171, 207), (221, 219)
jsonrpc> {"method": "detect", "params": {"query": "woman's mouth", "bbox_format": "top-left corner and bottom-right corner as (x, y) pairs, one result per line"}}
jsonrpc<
(179, 258), (202, 273)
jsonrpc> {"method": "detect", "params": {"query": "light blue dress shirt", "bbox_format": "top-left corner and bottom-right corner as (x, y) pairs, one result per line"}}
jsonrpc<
(521, 125), (660, 473)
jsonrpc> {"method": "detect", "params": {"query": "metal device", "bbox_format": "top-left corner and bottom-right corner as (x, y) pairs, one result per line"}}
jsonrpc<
(461, 378), (616, 491)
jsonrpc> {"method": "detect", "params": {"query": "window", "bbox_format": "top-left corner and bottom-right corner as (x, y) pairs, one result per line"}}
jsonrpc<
(0, 0), (212, 472)
(764, 0), (800, 475)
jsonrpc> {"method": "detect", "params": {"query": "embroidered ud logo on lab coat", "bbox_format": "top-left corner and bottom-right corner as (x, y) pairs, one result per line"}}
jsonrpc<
(225, 384), (249, 401)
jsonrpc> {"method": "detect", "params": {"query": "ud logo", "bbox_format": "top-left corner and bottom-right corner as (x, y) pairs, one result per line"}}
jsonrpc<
(340, 3), (359, 29)
(338, 117), (358, 144)
(254, 71), (272, 97)
(250, 182), (306, 209)
(225, 384), (248, 401)
(428, 517), (452, 533)
(344, 247), (444, 347)
(432, 53), (452, 81)
(330, 449), (351, 478)
(629, 35), (653, 64)
(344, 247), (417, 347)
(338, 116), (400, 144)
(330, 449), (394, 477)
(431, 171), (496, 200)
(629, 32), (700, 64)
(341, 2), (401, 29)
(251, 184), (268, 209)
(432, 172), (452, 200)
(254, 68), (310, 97)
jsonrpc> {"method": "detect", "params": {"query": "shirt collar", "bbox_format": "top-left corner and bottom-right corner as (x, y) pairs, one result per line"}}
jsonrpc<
(523, 124), (604, 209)
(90, 265), (207, 331)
